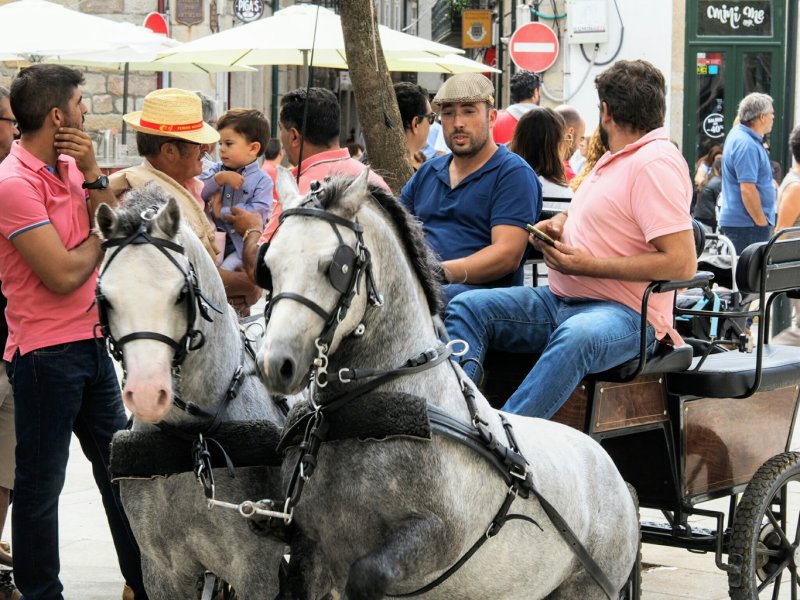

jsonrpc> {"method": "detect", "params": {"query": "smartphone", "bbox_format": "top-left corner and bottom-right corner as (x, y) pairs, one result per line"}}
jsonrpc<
(526, 224), (556, 247)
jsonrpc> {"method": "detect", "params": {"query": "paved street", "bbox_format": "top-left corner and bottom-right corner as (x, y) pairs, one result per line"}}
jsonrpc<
(1, 414), (798, 599)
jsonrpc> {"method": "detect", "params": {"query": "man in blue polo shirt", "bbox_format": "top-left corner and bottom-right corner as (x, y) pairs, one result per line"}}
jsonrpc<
(719, 92), (776, 253)
(400, 73), (540, 304)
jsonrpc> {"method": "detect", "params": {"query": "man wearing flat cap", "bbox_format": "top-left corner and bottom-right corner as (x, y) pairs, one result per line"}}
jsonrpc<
(110, 88), (260, 315)
(400, 73), (541, 305)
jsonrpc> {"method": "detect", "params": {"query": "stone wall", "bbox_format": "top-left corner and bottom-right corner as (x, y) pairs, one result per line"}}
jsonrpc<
(0, 0), (218, 136)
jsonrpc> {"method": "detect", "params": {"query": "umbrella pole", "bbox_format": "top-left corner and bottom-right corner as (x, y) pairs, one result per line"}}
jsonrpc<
(121, 62), (129, 145)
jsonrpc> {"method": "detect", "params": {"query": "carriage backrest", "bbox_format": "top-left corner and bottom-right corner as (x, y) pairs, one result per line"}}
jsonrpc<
(735, 229), (800, 295)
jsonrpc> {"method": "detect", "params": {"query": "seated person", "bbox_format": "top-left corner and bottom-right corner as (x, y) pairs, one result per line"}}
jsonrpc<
(444, 60), (696, 419)
(200, 108), (272, 271)
(510, 107), (573, 207)
(399, 73), (540, 305)
(394, 81), (433, 172)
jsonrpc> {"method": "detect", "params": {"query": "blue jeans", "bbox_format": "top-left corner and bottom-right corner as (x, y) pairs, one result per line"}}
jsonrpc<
(8, 340), (146, 600)
(444, 286), (656, 419)
(720, 225), (772, 254)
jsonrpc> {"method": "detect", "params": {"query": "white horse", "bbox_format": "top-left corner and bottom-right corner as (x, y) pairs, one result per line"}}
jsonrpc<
(96, 184), (288, 599)
(257, 171), (639, 599)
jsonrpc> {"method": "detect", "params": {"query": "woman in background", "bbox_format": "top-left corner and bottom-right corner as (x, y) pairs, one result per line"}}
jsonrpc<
(570, 126), (608, 192)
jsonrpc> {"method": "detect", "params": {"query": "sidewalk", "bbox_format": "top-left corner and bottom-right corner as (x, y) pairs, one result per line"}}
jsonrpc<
(3, 432), (798, 599)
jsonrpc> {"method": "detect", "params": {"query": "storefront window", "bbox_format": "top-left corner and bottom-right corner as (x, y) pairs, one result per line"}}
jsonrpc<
(697, 0), (772, 37)
(695, 51), (726, 158)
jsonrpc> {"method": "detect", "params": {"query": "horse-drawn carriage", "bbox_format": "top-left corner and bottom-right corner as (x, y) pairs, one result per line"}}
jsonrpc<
(483, 225), (800, 599)
(99, 176), (800, 599)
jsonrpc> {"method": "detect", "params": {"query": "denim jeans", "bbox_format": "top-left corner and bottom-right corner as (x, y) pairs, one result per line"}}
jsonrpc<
(8, 339), (146, 600)
(720, 225), (772, 254)
(444, 286), (656, 419)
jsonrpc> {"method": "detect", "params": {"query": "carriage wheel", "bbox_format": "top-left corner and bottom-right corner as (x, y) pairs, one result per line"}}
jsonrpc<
(620, 483), (641, 600)
(728, 451), (800, 600)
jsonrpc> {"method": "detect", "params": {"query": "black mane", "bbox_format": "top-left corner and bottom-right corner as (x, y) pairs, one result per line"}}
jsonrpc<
(318, 177), (443, 316)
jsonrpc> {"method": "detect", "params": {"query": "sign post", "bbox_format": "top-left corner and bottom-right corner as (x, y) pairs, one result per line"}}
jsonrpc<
(508, 22), (559, 73)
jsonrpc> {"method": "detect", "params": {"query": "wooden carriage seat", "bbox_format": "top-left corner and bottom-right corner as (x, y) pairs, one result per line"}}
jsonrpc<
(667, 233), (800, 399)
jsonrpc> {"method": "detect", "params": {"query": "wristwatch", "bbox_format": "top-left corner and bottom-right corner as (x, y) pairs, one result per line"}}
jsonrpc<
(82, 175), (109, 190)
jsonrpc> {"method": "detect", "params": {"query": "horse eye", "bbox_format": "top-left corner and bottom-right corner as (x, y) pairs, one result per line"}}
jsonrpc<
(318, 259), (332, 274)
(175, 286), (188, 305)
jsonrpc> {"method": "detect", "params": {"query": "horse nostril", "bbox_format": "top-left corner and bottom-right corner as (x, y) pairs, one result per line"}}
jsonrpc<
(279, 358), (294, 381)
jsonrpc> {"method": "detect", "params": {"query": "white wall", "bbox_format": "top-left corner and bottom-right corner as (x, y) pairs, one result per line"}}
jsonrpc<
(537, 0), (675, 135)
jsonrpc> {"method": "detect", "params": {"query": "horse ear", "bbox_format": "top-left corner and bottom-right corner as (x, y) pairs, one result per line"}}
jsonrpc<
(153, 196), (181, 238)
(338, 168), (370, 216)
(95, 203), (118, 240)
(276, 166), (302, 209)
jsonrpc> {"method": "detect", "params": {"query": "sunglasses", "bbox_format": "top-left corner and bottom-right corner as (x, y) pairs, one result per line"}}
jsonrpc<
(419, 112), (437, 125)
(0, 117), (17, 128)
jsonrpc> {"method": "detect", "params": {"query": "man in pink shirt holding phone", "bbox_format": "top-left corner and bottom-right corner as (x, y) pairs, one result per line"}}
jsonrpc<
(445, 60), (697, 419)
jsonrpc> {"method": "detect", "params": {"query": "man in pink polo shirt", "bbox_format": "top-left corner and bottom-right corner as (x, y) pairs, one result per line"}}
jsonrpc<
(227, 87), (388, 283)
(0, 65), (146, 600)
(445, 60), (696, 419)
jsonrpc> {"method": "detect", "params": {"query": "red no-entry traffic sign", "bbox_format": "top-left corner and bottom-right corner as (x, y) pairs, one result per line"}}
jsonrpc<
(143, 12), (169, 36)
(509, 22), (559, 73)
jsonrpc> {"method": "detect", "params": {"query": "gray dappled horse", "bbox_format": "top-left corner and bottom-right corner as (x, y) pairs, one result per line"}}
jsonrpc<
(95, 185), (288, 599)
(257, 170), (639, 599)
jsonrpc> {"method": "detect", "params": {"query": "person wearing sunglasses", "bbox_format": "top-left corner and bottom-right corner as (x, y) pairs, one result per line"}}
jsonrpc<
(394, 82), (434, 173)
(0, 87), (18, 163)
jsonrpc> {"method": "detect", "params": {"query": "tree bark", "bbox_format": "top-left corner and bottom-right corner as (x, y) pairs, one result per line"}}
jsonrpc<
(339, 0), (414, 194)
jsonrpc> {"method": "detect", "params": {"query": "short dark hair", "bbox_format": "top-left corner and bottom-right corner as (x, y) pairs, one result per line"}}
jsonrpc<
(595, 60), (666, 134)
(136, 131), (174, 157)
(510, 71), (540, 104)
(264, 137), (282, 160)
(394, 82), (429, 130)
(10, 64), (84, 133)
(510, 107), (567, 184)
(216, 108), (270, 156)
(279, 87), (340, 147)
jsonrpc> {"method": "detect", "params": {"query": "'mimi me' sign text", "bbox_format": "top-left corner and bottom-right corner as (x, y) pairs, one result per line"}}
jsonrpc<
(697, 1), (772, 36)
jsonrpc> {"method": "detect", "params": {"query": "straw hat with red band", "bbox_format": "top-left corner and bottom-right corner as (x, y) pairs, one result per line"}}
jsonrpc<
(123, 88), (220, 145)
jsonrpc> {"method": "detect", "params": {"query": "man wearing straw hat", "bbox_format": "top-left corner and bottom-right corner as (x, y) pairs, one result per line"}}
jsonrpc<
(110, 88), (260, 315)
(0, 64), (147, 600)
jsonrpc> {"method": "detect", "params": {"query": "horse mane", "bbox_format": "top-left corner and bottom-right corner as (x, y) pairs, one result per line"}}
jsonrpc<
(318, 177), (443, 316)
(112, 183), (174, 237)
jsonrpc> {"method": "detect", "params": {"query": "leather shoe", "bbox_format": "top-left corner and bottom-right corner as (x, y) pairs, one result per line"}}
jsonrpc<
(122, 583), (135, 600)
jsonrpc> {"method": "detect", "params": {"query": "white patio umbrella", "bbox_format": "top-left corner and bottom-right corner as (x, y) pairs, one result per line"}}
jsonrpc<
(0, 0), (176, 60)
(154, 4), (468, 72)
(392, 54), (500, 74)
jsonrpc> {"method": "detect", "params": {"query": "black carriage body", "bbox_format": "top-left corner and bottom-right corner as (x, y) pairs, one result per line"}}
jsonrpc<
(481, 227), (800, 596)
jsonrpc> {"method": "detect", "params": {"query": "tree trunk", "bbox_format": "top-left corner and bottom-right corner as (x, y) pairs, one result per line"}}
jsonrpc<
(339, 0), (414, 194)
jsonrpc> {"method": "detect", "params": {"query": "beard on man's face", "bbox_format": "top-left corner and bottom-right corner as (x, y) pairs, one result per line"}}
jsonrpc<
(599, 123), (609, 150)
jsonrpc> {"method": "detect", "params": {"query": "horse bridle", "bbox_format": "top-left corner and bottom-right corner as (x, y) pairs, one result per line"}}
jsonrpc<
(95, 217), (221, 373)
(262, 188), (384, 386)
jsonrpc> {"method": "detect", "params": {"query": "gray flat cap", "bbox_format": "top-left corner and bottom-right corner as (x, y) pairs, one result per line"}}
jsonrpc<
(433, 73), (495, 107)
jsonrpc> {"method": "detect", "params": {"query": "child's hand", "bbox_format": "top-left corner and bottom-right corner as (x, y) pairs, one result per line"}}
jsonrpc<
(210, 190), (223, 220)
(215, 171), (245, 190)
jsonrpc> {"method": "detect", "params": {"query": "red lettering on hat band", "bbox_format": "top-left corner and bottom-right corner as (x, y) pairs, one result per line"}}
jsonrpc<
(139, 119), (204, 133)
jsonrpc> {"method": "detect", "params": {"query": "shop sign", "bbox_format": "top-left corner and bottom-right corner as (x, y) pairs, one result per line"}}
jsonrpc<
(462, 9), (492, 49)
(234, 0), (264, 23)
(698, 1), (772, 37)
(703, 113), (725, 139)
(175, 0), (203, 26)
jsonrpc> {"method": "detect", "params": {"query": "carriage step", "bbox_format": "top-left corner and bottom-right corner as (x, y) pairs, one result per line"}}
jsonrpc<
(640, 520), (721, 552)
